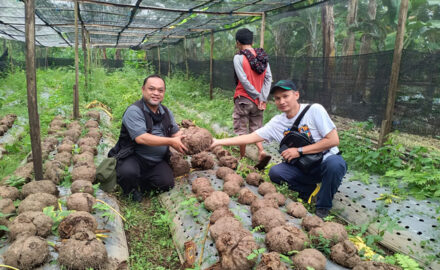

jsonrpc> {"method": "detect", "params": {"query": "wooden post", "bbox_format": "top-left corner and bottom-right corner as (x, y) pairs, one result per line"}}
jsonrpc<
(167, 42), (171, 77)
(45, 47), (48, 69)
(82, 26), (88, 91)
(209, 30), (214, 100)
(378, 0), (409, 147)
(184, 37), (189, 79)
(260, 12), (265, 49)
(73, 0), (80, 119)
(321, 2), (335, 109)
(158, 46), (161, 75)
(25, 0), (43, 180)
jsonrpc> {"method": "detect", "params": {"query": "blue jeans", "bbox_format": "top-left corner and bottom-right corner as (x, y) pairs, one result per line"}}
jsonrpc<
(269, 154), (347, 209)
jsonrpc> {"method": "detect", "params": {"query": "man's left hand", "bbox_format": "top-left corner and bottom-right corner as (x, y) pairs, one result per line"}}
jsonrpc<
(258, 101), (267, 110)
(281, 147), (300, 162)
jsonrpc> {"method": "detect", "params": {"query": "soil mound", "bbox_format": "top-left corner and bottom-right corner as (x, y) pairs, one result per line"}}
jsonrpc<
(210, 208), (235, 224)
(191, 151), (215, 170)
(73, 152), (95, 166)
(252, 207), (286, 232)
(237, 188), (257, 205)
(223, 181), (241, 196)
(191, 177), (211, 193)
(67, 193), (96, 212)
(72, 164), (96, 182)
(3, 236), (49, 270)
(85, 119), (99, 129)
(212, 146), (230, 158)
(55, 151), (73, 166)
(18, 193), (58, 213)
(301, 215), (324, 231)
(59, 211), (98, 239)
(204, 191), (230, 211)
(21, 180), (58, 197)
(353, 261), (402, 270)
(80, 144), (98, 155)
(44, 160), (65, 184)
(71, 180), (94, 194)
(218, 155), (238, 169)
(258, 182), (277, 195)
(196, 185), (215, 201)
(256, 252), (288, 270)
(58, 143), (73, 153)
(0, 198), (15, 214)
(216, 167), (235, 179)
(265, 225), (308, 254)
(86, 110), (101, 122)
(0, 185), (20, 200)
(309, 222), (348, 246)
(13, 162), (34, 180)
(331, 240), (361, 268)
(169, 152), (190, 177)
(180, 119), (195, 128)
(250, 199), (279, 214)
(85, 129), (103, 144)
(78, 137), (98, 148)
(224, 173), (244, 186)
(9, 211), (53, 240)
(264, 192), (286, 206)
(292, 248), (326, 270)
(216, 231), (258, 270)
(58, 230), (108, 270)
(286, 202), (308, 218)
(64, 128), (81, 142)
(209, 216), (242, 241)
(245, 172), (263, 186)
(182, 127), (213, 155)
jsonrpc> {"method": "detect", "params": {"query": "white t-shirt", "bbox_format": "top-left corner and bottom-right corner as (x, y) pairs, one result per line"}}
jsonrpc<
(255, 103), (339, 160)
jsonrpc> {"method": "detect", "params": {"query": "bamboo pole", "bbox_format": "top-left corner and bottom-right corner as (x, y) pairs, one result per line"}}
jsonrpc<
(260, 12), (265, 49)
(25, 0), (43, 180)
(158, 46), (161, 75)
(73, 0), (80, 119)
(184, 37), (189, 79)
(82, 25), (88, 91)
(378, 0), (409, 147)
(209, 30), (214, 100)
(167, 42), (171, 77)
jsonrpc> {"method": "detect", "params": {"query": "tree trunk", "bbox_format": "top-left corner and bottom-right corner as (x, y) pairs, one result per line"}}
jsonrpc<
(356, 0), (377, 103)
(342, 0), (358, 56)
(102, 48), (107, 60)
(115, 49), (121, 60)
(321, 2), (335, 110)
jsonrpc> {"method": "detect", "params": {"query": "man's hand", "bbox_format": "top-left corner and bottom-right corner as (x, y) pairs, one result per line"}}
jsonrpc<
(281, 147), (300, 162)
(258, 101), (267, 110)
(210, 138), (222, 149)
(170, 135), (187, 154)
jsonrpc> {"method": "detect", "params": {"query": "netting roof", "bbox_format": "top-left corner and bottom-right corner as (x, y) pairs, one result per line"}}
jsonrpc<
(0, 0), (318, 48)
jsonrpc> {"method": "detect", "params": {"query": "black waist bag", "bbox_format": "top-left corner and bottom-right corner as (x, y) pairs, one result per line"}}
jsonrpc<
(279, 104), (323, 174)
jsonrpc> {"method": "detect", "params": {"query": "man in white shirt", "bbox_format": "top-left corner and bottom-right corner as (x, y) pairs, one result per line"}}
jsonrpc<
(211, 80), (347, 218)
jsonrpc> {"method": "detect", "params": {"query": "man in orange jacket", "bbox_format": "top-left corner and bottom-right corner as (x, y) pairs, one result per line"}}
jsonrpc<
(233, 28), (272, 165)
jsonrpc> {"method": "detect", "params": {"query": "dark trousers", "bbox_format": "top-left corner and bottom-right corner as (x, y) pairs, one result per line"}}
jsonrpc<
(269, 154), (347, 209)
(116, 154), (174, 194)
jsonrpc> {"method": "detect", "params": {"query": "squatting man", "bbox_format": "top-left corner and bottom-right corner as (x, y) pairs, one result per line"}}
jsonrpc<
(211, 80), (347, 218)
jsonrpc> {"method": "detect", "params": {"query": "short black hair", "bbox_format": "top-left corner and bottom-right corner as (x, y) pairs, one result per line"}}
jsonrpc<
(235, 28), (253, 45)
(143, 74), (166, 88)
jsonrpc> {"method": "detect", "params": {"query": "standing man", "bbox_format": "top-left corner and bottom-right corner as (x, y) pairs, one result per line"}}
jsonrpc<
(109, 74), (187, 202)
(233, 28), (272, 164)
(212, 80), (347, 218)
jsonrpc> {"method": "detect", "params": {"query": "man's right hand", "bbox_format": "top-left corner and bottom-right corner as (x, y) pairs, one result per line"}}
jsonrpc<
(170, 135), (187, 154)
(258, 101), (267, 110)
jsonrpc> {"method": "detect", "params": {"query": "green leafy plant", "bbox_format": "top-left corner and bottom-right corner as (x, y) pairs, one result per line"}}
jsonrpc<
(4, 176), (26, 189)
(93, 202), (115, 221)
(180, 197), (200, 217)
(246, 248), (266, 260)
(43, 205), (74, 235)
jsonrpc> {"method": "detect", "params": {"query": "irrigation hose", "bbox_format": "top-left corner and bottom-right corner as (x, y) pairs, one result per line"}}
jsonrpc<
(96, 199), (127, 222)
(0, 265), (20, 270)
(308, 184), (321, 204)
(198, 222), (211, 267)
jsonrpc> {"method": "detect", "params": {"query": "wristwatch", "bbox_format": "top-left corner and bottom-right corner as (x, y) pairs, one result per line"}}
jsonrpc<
(297, 147), (304, 157)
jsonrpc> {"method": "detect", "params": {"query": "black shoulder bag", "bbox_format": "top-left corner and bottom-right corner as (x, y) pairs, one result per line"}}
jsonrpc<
(279, 104), (323, 174)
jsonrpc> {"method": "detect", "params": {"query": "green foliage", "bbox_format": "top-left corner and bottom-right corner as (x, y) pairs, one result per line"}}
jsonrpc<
(307, 234), (332, 256)
(5, 176), (26, 189)
(246, 248), (266, 260)
(93, 202), (115, 221)
(340, 125), (440, 199)
(385, 254), (422, 270)
(43, 205), (74, 235)
(180, 197), (200, 217)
